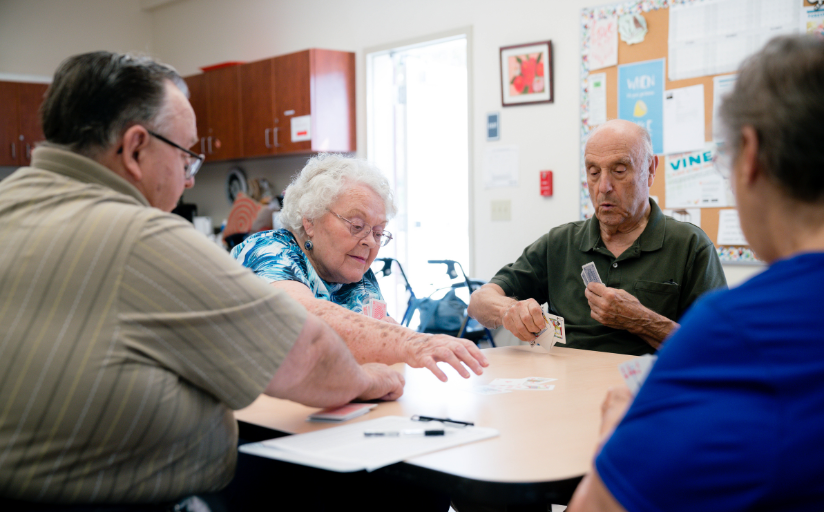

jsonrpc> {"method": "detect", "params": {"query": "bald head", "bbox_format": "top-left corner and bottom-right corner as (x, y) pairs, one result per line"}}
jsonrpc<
(586, 120), (653, 173)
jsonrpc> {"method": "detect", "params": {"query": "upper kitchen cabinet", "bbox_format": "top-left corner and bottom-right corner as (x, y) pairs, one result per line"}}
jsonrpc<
(0, 81), (48, 166)
(240, 49), (356, 158)
(184, 65), (243, 162)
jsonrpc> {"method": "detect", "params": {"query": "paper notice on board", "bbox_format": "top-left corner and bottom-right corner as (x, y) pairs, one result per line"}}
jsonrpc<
(590, 17), (618, 70)
(291, 115), (311, 142)
(484, 146), (519, 189)
(712, 74), (737, 142)
(663, 84), (705, 155)
(663, 208), (701, 228)
(804, 6), (824, 36)
(588, 73), (607, 127)
(717, 209), (748, 246)
(665, 142), (733, 208)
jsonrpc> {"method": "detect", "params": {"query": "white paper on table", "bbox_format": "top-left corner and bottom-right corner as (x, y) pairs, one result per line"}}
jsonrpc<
(239, 416), (499, 473)
(668, 0), (801, 81)
(663, 84), (705, 155)
(717, 209), (748, 245)
(663, 208), (701, 229)
(665, 142), (732, 208)
(588, 73), (607, 127)
(291, 115), (311, 142)
(712, 74), (737, 142)
(483, 145), (519, 189)
(590, 17), (618, 70)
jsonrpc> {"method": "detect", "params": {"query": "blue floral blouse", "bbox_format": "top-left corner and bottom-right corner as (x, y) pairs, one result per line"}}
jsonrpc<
(230, 229), (384, 314)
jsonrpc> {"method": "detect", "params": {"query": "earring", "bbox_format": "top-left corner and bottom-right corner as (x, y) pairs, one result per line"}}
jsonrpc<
(304, 240), (313, 251)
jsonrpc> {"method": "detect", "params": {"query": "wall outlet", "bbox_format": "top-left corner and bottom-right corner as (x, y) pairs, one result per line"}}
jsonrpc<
(491, 199), (511, 221)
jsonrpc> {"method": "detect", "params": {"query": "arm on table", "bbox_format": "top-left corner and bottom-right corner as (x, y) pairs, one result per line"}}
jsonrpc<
(264, 312), (404, 407)
(567, 386), (634, 512)
(467, 283), (547, 342)
(272, 280), (488, 382)
(584, 283), (677, 349)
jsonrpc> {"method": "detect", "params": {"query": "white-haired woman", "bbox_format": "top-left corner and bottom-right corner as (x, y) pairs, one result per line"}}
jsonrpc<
(232, 153), (488, 382)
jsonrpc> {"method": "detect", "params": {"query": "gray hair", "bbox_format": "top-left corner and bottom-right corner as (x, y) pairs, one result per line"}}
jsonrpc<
(718, 35), (824, 203)
(280, 153), (397, 238)
(41, 51), (187, 159)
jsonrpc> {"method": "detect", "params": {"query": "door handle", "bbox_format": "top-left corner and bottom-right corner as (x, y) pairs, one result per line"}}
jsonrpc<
(273, 127), (280, 148)
(207, 136), (213, 154)
(264, 128), (272, 148)
(200, 137), (206, 154)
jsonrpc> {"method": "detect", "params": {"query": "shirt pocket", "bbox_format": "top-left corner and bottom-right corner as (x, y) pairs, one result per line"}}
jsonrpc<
(633, 280), (680, 320)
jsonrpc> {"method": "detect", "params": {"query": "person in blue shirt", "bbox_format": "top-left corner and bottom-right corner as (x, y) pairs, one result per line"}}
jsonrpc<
(568, 34), (824, 512)
(232, 153), (488, 382)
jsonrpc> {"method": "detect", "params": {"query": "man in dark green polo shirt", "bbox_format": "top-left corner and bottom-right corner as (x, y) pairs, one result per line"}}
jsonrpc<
(468, 120), (726, 355)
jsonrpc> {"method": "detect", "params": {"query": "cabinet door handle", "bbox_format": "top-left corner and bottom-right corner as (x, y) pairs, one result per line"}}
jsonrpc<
(207, 136), (213, 154)
(264, 128), (272, 148)
(200, 137), (206, 154)
(273, 127), (280, 148)
(10, 143), (15, 160)
(25, 143), (31, 161)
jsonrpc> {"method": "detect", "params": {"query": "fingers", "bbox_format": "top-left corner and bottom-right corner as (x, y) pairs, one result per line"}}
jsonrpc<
(425, 359), (449, 382)
(502, 300), (546, 341)
(359, 363), (405, 401)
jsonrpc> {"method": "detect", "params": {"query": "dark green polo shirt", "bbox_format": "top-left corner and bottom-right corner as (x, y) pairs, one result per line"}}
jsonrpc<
(490, 199), (727, 355)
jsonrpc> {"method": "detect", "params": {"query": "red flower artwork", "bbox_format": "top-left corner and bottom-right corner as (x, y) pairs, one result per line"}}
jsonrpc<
(509, 52), (545, 96)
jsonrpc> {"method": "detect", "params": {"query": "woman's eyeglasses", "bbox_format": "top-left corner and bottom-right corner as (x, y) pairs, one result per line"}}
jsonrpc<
(328, 210), (393, 247)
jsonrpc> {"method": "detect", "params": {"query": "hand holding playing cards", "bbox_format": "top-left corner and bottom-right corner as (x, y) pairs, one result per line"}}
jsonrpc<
(501, 298), (547, 342)
(357, 363), (405, 401)
(599, 386), (634, 445)
(584, 282), (648, 331)
(406, 334), (489, 382)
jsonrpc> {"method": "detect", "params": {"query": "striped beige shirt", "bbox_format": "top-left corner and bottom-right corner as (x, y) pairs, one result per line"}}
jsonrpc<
(0, 146), (306, 504)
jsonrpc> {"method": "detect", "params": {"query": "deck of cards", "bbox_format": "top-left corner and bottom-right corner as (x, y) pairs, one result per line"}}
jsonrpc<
(581, 261), (603, 287)
(534, 303), (566, 351)
(363, 298), (387, 320)
(308, 403), (378, 422)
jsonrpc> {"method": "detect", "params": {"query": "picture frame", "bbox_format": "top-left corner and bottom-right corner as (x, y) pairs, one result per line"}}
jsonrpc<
(500, 40), (553, 107)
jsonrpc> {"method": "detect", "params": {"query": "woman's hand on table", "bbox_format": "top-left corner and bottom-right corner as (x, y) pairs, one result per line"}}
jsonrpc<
(357, 363), (405, 401)
(404, 334), (489, 382)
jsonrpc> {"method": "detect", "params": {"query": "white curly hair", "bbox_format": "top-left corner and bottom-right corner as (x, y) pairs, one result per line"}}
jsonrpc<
(280, 153), (397, 238)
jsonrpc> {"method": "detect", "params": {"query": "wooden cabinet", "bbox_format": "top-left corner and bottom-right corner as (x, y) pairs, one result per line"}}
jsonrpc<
(0, 81), (48, 166)
(237, 48), (356, 159)
(184, 66), (243, 162)
(186, 48), (355, 163)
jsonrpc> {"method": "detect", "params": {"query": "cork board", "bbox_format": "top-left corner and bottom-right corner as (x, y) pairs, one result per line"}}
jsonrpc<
(580, 0), (812, 263)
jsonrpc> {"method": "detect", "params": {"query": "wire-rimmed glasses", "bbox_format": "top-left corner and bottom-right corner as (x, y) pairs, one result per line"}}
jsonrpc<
(327, 210), (393, 247)
(148, 130), (205, 180)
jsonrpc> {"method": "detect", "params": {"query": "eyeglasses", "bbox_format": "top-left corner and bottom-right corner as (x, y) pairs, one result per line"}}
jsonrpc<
(712, 143), (733, 180)
(148, 130), (205, 180)
(327, 210), (393, 247)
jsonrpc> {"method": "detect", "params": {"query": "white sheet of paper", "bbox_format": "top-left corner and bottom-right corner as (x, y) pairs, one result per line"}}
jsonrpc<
(668, 0), (801, 81)
(291, 115), (311, 142)
(239, 416), (499, 473)
(483, 146), (519, 189)
(663, 84), (705, 155)
(717, 209), (749, 245)
(712, 74), (737, 141)
(590, 17), (618, 70)
(588, 73), (607, 127)
(665, 142), (732, 208)
(663, 208), (701, 228)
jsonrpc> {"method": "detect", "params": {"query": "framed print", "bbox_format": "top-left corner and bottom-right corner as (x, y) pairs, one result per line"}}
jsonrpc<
(500, 40), (553, 106)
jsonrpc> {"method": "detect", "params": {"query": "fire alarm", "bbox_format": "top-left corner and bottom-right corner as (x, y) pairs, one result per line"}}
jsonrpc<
(540, 170), (553, 197)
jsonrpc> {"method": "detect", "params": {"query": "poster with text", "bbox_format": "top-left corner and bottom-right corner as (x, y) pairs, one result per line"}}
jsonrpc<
(618, 59), (664, 154)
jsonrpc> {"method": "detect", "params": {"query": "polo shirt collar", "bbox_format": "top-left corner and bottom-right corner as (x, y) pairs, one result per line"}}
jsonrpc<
(579, 198), (666, 253)
(31, 144), (150, 207)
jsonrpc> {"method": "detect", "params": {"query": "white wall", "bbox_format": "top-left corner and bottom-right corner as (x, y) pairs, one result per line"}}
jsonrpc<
(0, 0), (761, 285)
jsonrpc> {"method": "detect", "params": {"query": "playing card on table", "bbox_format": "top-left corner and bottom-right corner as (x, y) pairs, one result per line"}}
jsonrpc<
(581, 262), (603, 286)
(369, 299), (387, 320)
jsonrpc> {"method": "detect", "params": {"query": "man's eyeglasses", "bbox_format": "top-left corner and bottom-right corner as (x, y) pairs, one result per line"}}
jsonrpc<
(148, 130), (205, 180)
(328, 210), (393, 247)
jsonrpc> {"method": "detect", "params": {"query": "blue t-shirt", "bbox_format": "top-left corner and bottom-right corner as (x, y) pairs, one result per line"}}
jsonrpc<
(597, 252), (824, 512)
(230, 229), (384, 314)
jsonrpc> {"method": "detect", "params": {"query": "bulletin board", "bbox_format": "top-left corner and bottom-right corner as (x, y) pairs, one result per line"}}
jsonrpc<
(578, 0), (818, 264)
